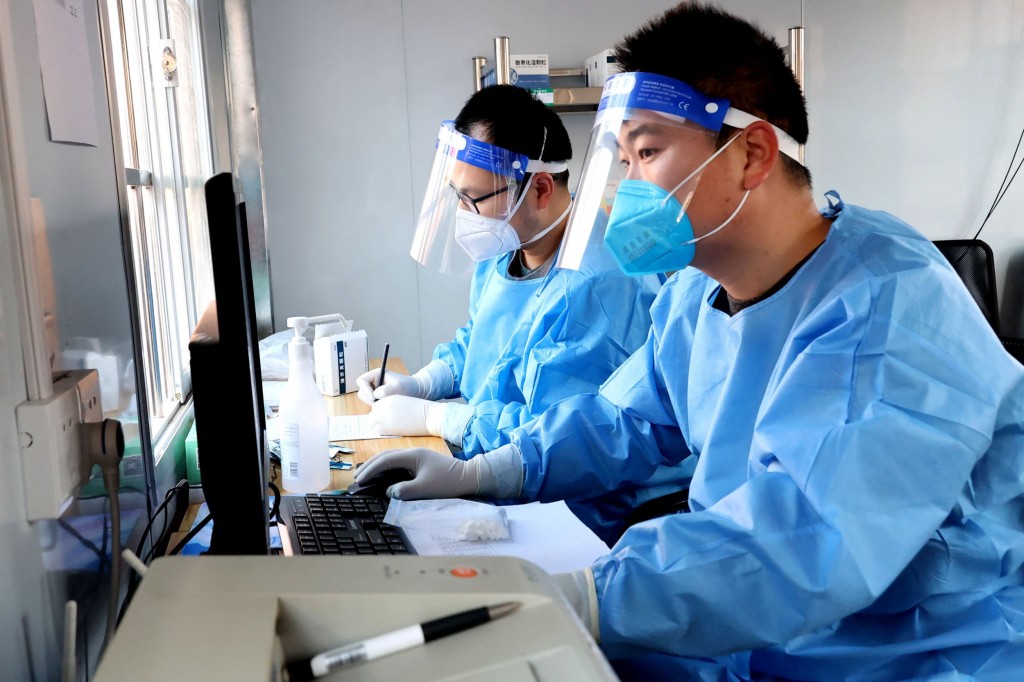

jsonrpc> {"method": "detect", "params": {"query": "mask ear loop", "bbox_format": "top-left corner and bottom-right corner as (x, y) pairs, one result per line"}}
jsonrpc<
(659, 131), (745, 223)
(681, 189), (749, 246)
(520, 200), (572, 248)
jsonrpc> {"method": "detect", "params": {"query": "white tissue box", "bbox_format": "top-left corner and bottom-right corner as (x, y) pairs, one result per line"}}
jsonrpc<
(313, 329), (368, 395)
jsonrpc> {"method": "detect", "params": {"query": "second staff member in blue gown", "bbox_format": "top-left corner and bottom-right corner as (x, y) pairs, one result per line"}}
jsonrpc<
(357, 85), (659, 458)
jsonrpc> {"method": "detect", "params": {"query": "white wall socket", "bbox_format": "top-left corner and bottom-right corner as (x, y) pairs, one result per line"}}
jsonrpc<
(17, 369), (103, 520)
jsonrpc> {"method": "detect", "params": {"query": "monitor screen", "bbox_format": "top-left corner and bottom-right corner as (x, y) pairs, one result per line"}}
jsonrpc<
(188, 172), (269, 554)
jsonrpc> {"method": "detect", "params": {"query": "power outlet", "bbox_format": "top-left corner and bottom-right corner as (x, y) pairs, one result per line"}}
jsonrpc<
(16, 369), (102, 520)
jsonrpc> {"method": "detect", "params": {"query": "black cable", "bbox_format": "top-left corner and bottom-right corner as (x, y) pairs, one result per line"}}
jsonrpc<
(987, 128), (1023, 208)
(136, 480), (190, 564)
(145, 484), (201, 562)
(982, 156), (1024, 227)
(268, 481), (283, 524)
(167, 513), (212, 556)
(142, 477), (186, 552)
(971, 124), (1024, 241)
(117, 480), (192, 626)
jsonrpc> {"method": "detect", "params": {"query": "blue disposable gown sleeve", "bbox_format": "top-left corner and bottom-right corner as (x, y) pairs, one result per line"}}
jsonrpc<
(511, 325), (690, 501)
(460, 272), (657, 455)
(592, 274), (1018, 660)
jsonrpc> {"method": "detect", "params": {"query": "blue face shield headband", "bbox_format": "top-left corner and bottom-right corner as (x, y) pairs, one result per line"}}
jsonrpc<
(557, 72), (802, 276)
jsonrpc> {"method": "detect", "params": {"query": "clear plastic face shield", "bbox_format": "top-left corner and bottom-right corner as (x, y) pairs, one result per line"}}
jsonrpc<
(557, 72), (802, 275)
(410, 121), (567, 273)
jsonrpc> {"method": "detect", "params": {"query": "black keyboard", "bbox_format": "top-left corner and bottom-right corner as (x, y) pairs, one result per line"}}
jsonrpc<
(285, 493), (412, 555)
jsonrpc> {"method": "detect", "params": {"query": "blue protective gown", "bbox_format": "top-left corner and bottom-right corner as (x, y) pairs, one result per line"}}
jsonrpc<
(510, 195), (1024, 680)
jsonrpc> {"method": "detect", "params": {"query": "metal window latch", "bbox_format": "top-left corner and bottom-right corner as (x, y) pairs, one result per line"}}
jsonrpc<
(158, 39), (178, 87)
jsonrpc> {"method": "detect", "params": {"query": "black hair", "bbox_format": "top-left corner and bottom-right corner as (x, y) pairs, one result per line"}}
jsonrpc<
(615, 2), (811, 187)
(454, 84), (571, 187)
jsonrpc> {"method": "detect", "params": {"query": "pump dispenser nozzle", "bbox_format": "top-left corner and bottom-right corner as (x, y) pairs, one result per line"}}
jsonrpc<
(287, 314), (347, 336)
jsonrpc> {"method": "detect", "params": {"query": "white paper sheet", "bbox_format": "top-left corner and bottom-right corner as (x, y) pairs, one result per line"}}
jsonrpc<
(328, 414), (396, 441)
(397, 501), (610, 575)
(31, 0), (100, 145)
(266, 414), (395, 443)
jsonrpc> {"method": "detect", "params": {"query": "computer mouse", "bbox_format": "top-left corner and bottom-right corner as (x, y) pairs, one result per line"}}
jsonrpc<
(346, 467), (414, 498)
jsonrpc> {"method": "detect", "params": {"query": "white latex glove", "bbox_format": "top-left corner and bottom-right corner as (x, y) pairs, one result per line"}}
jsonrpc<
(354, 444), (524, 500)
(368, 396), (446, 437)
(551, 569), (600, 641)
(355, 369), (424, 405)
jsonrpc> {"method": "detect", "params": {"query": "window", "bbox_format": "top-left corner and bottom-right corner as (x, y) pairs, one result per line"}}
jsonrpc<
(104, 0), (215, 440)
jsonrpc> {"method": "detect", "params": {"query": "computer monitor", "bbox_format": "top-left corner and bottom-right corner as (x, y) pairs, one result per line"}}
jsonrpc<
(188, 172), (269, 554)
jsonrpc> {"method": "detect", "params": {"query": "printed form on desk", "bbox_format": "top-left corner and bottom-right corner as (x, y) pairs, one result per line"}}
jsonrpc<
(328, 414), (397, 441)
(389, 500), (610, 575)
(266, 414), (394, 441)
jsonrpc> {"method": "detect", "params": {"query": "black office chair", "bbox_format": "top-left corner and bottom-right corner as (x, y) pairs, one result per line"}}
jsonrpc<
(933, 239), (1001, 334)
(1000, 336), (1024, 365)
(933, 239), (1024, 365)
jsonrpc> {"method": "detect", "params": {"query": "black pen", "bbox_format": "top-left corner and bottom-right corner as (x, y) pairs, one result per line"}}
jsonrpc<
(378, 342), (390, 388)
(284, 601), (521, 681)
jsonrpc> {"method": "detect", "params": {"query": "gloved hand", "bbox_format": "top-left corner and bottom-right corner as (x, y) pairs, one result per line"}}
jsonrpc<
(356, 359), (456, 405)
(354, 444), (525, 500)
(368, 396), (446, 437)
(551, 569), (600, 641)
(355, 369), (424, 405)
(354, 448), (481, 500)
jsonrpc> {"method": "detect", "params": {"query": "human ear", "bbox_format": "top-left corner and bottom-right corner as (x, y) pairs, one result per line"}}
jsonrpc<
(740, 121), (779, 190)
(531, 173), (555, 210)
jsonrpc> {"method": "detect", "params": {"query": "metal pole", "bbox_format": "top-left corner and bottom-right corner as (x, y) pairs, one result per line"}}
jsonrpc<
(788, 27), (805, 90)
(494, 36), (510, 85)
(473, 56), (487, 92)
(787, 26), (806, 165)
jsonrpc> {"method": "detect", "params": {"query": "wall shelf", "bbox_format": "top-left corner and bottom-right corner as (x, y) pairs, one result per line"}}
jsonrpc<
(475, 40), (600, 115)
(551, 87), (601, 114)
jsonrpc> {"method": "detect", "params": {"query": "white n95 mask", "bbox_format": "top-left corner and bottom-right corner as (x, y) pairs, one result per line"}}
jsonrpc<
(454, 198), (572, 263)
(454, 209), (524, 262)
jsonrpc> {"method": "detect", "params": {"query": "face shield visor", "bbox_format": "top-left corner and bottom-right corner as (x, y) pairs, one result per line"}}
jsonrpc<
(557, 72), (802, 275)
(410, 122), (568, 274)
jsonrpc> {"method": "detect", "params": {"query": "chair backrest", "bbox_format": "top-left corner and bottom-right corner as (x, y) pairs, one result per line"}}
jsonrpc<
(932, 239), (1001, 334)
(1000, 335), (1024, 365)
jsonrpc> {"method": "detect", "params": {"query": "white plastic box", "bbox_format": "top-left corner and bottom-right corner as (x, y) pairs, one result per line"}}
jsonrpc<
(587, 48), (619, 87)
(313, 329), (367, 395)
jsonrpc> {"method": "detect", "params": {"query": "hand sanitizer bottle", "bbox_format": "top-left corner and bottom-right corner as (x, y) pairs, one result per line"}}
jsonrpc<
(278, 316), (330, 493)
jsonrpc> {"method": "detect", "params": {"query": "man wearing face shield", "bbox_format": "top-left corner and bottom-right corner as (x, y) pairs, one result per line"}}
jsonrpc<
(356, 4), (1024, 679)
(356, 85), (663, 539)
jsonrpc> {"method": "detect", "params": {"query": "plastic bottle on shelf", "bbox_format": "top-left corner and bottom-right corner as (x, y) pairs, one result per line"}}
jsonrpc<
(278, 316), (330, 494)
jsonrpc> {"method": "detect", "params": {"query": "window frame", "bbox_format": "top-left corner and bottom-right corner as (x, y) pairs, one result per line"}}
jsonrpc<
(103, 0), (215, 445)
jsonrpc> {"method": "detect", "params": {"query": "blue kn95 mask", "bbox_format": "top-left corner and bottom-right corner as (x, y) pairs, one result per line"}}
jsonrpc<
(603, 132), (748, 276)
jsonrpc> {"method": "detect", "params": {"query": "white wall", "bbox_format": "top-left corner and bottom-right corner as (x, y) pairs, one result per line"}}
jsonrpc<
(254, 0), (1024, 371)
(807, 0), (1024, 334)
(252, 0), (796, 368)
